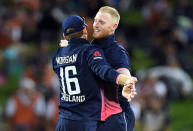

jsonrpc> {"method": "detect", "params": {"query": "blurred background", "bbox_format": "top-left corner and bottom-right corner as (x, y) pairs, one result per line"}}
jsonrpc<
(0, 0), (193, 131)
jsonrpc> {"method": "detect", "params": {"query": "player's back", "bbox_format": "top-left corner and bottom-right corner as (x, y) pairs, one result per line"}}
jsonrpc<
(52, 38), (102, 121)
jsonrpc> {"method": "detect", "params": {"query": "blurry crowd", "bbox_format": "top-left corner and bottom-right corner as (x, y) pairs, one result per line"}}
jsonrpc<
(0, 0), (193, 131)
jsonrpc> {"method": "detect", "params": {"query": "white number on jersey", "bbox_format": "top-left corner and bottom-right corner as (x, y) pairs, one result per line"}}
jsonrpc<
(60, 66), (80, 95)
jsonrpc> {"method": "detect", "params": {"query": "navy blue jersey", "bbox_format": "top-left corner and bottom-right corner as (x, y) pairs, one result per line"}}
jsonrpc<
(92, 34), (131, 113)
(52, 38), (120, 121)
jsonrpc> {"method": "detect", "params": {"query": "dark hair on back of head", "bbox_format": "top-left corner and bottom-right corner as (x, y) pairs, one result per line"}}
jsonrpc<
(65, 29), (83, 40)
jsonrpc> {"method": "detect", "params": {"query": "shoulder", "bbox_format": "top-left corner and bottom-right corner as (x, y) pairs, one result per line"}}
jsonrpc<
(110, 41), (128, 56)
(84, 45), (105, 60)
(114, 41), (126, 51)
(52, 48), (60, 62)
(84, 44), (102, 52)
(52, 47), (60, 57)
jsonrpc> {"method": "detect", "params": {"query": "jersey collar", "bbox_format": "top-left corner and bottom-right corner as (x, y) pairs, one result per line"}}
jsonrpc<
(92, 34), (116, 49)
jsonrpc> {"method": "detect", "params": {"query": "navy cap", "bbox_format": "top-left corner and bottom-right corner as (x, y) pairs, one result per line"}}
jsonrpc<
(62, 15), (88, 35)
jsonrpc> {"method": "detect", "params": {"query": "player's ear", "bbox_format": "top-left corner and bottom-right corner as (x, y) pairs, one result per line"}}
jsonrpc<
(83, 27), (87, 34)
(82, 27), (88, 37)
(113, 24), (118, 30)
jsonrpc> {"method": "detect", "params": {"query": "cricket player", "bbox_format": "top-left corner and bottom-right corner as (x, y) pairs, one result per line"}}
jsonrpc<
(92, 6), (136, 131)
(53, 15), (137, 131)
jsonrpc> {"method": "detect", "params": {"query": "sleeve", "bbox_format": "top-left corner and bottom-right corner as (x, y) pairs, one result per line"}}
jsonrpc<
(112, 47), (131, 71)
(85, 46), (120, 84)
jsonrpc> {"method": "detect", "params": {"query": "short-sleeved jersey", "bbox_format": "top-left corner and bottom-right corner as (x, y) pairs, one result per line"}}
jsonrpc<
(52, 38), (120, 121)
(92, 34), (131, 119)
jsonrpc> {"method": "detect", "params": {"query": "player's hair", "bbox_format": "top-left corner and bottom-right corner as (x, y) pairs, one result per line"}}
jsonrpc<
(65, 29), (83, 40)
(98, 6), (120, 25)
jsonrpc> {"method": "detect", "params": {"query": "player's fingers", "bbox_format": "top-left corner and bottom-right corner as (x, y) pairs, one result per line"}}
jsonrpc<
(122, 90), (131, 98)
(133, 90), (136, 94)
(131, 90), (136, 95)
(124, 91), (134, 101)
(130, 90), (137, 98)
(124, 84), (132, 89)
(127, 95), (132, 102)
(130, 93), (135, 98)
(127, 98), (131, 102)
(131, 87), (136, 91)
(60, 40), (68, 47)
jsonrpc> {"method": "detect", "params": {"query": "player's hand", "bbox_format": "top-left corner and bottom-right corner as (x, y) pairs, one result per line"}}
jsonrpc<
(122, 84), (137, 102)
(117, 75), (137, 86)
(59, 40), (68, 47)
(125, 76), (137, 87)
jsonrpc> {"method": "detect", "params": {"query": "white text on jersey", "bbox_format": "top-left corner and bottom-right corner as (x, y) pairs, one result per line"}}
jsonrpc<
(61, 93), (85, 102)
(56, 54), (77, 64)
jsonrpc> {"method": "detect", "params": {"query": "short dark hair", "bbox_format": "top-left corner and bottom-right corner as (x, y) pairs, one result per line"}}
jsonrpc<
(65, 29), (83, 40)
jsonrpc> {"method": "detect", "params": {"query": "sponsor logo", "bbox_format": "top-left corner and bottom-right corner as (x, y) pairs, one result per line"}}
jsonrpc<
(94, 51), (102, 57)
(93, 51), (102, 59)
